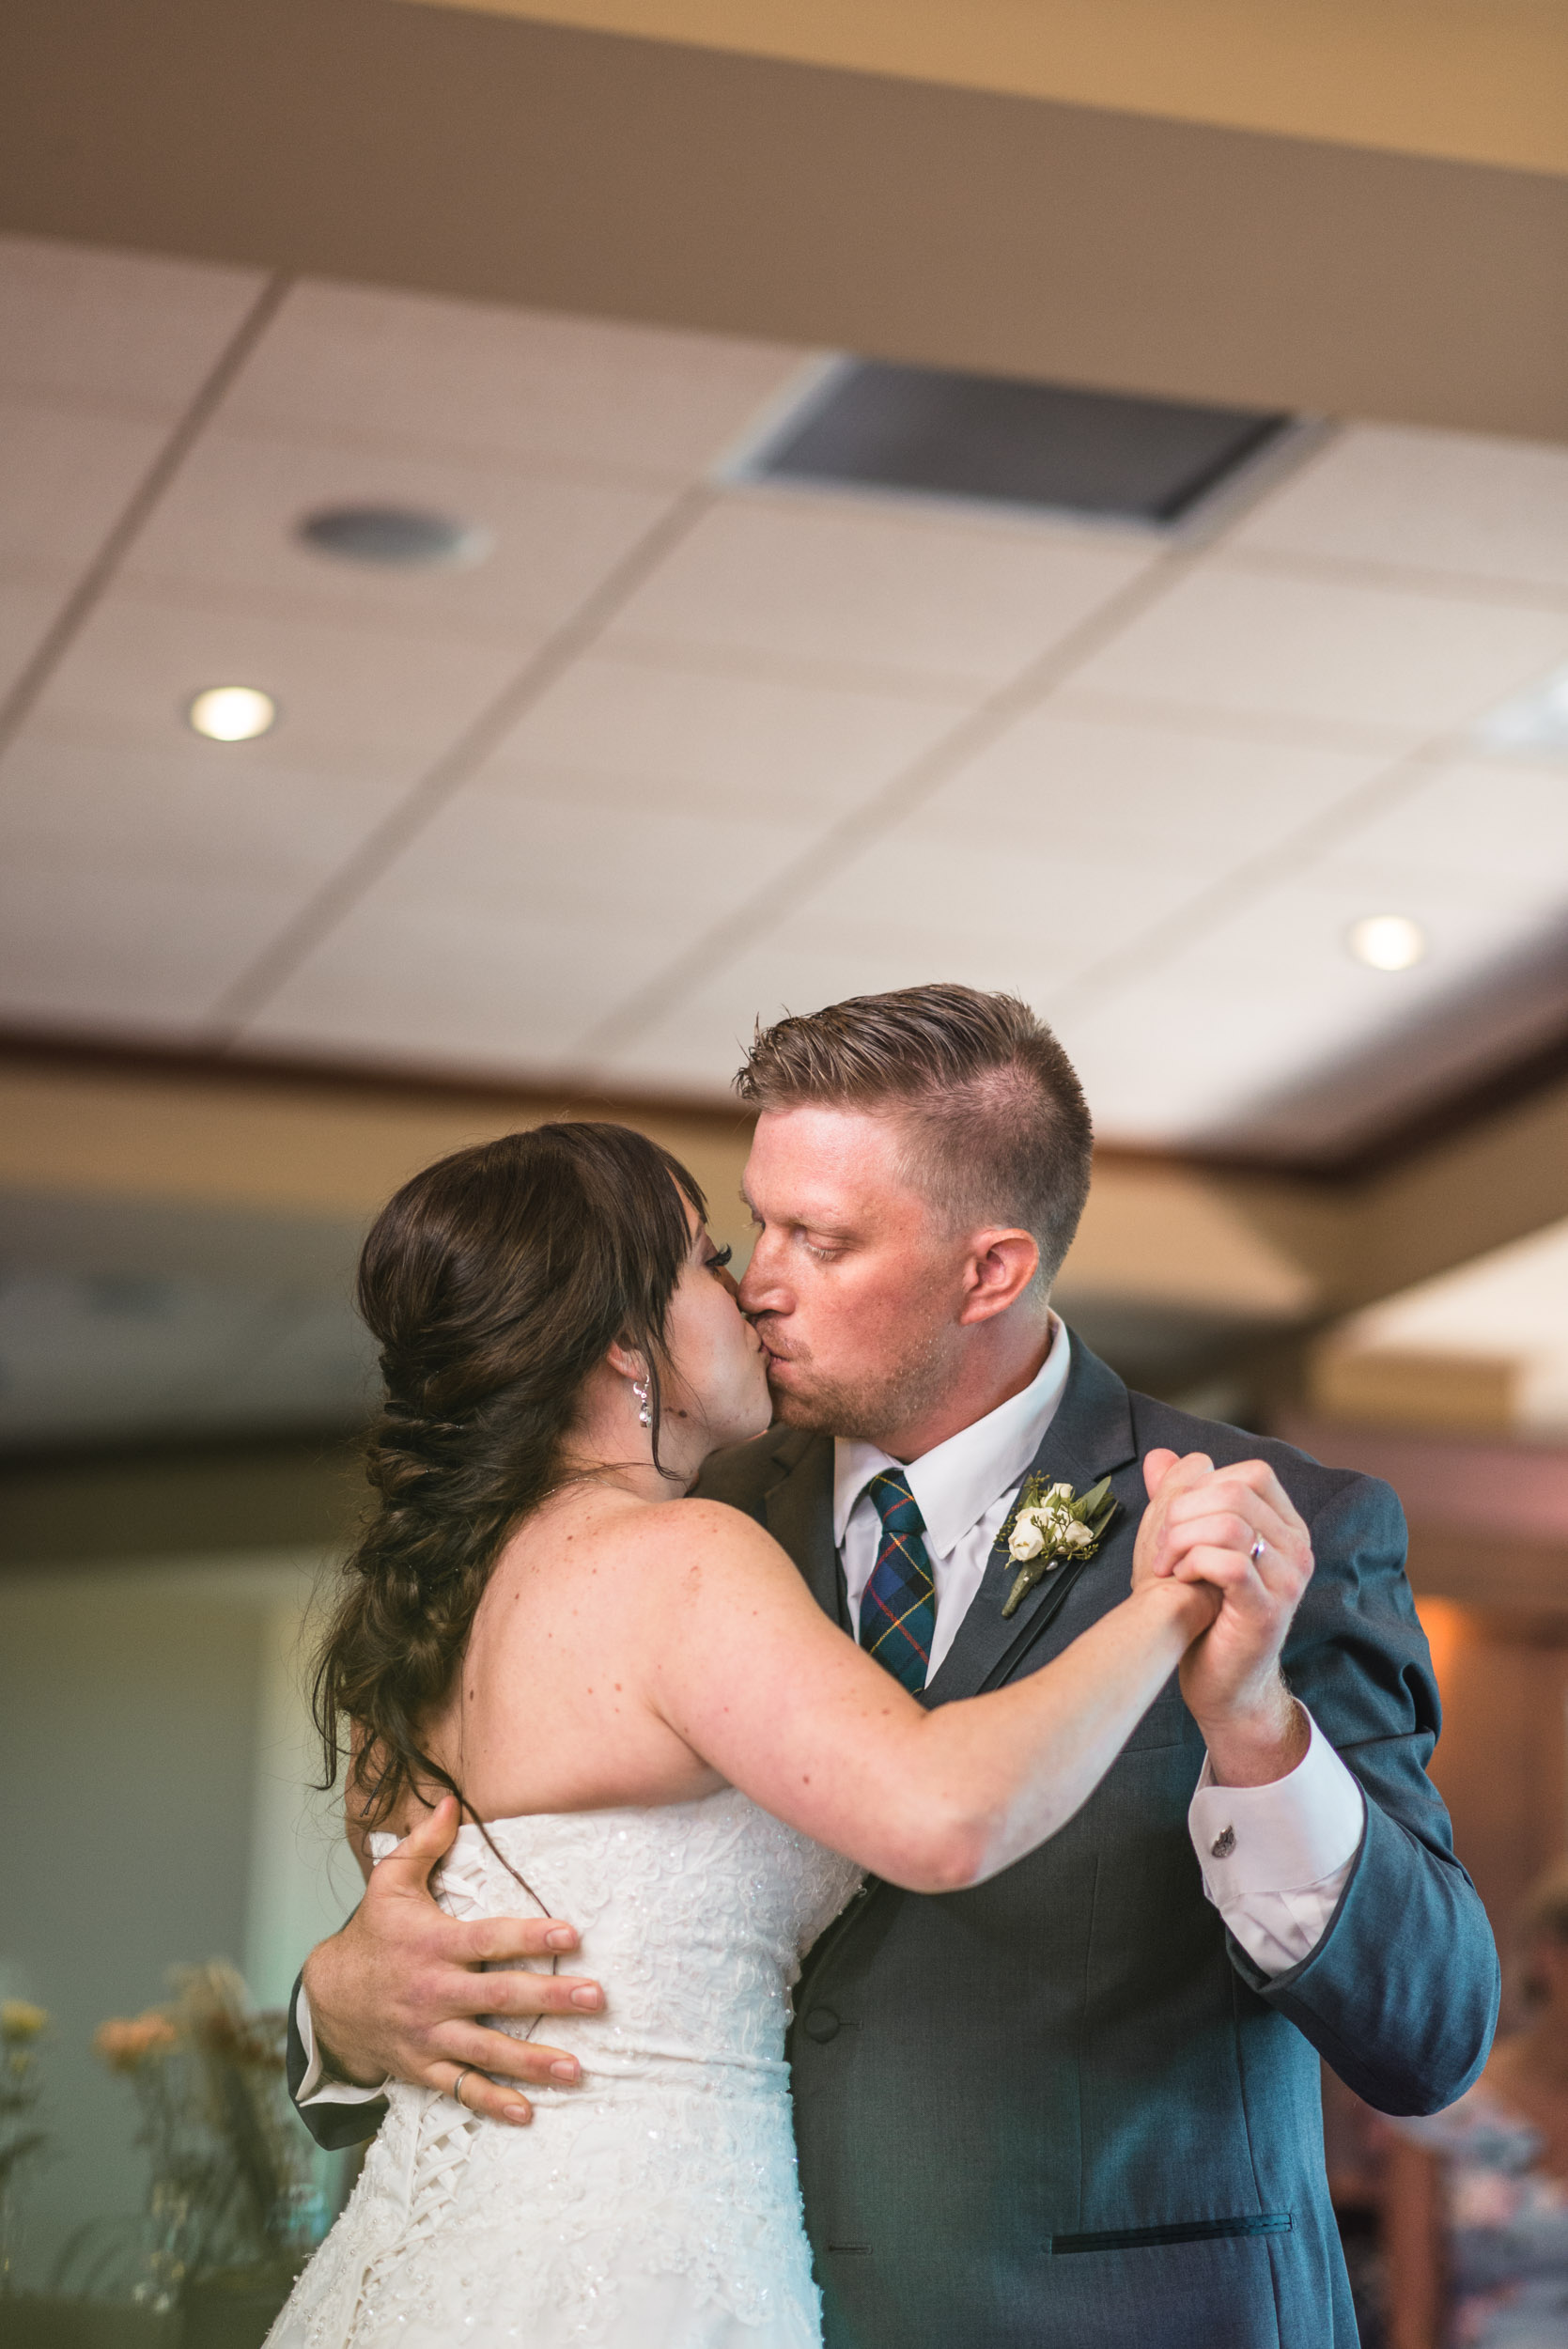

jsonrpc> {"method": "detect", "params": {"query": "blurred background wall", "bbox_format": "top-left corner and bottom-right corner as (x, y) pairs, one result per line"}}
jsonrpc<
(1, 0), (1566, 2338)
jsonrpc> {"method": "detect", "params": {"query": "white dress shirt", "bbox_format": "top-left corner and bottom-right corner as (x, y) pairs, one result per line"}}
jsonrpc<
(835, 1318), (1363, 1980)
(299, 1322), (1363, 2100)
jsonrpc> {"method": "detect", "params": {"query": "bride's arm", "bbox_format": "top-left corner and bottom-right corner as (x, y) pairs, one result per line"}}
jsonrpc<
(639, 1502), (1218, 1892)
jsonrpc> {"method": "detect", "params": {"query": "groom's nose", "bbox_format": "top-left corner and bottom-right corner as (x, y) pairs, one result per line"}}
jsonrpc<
(737, 1237), (787, 1316)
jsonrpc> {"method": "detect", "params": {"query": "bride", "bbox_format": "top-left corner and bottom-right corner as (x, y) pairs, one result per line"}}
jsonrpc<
(271, 1121), (1229, 2349)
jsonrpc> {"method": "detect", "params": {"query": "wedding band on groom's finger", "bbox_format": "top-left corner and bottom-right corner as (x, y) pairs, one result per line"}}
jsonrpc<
(1250, 1535), (1266, 1564)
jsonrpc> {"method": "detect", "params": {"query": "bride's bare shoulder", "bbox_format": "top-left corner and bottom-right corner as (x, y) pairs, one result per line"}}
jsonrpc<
(612, 1495), (793, 1583)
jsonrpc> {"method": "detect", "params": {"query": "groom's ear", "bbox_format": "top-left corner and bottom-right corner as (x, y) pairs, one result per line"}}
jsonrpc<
(955, 1228), (1041, 1324)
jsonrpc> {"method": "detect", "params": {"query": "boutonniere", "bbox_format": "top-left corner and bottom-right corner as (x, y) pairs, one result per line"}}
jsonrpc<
(1000, 1474), (1120, 1617)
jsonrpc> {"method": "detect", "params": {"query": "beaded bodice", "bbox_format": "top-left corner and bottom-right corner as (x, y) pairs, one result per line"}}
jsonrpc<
(271, 1789), (862, 2348)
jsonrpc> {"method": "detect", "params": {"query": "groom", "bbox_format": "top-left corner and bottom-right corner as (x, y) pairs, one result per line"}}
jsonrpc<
(287, 985), (1497, 2347)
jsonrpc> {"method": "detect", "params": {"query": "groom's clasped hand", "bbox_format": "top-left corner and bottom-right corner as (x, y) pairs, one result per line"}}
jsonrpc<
(303, 1442), (1311, 2129)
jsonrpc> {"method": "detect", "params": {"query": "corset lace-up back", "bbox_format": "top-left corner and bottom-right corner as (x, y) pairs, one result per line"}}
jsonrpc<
(270, 1788), (862, 2349)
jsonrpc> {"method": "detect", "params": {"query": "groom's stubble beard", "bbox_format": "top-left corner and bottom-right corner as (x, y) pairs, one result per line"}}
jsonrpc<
(763, 1315), (958, 1448)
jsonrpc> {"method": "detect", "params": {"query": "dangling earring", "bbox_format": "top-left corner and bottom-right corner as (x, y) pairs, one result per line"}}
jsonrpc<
(632, 1377), (653, 1430)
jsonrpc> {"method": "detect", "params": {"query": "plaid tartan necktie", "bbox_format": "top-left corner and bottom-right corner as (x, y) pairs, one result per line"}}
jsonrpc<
(859, 1469), (937, 1695)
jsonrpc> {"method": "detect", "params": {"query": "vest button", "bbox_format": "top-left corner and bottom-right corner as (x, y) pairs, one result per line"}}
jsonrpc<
(802, 2008), (840, 2043)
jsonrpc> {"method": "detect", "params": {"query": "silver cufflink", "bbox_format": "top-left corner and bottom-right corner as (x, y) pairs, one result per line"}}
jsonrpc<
(1210, 1826), (1236, 1859)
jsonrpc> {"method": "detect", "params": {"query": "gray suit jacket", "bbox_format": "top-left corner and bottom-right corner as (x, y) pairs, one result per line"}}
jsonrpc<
(287, 1334), (1498, 2347)
(696, 1336), (1498, 2349)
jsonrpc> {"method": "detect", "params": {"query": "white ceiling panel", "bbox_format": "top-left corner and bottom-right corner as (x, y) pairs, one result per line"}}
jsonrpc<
(247, 899), (689, 1072)
(909, 705), (1391, 867)
(0, 859), (305, 1032)
(603, 494), (1156, 692)
(21, 586), (524, 781)
(353, 783), (814, 936)
(1071, 565), (1568, 739)
(1313, 757), (1568, 906)
(0, 395), (167, 577)
(0, 236), (265, 416)
(121, 428), (676, 643)
(475, 649), (971, 822)
(0, 734), (407, 896)
(784, 831), (1203, 977)
(0, 578), (66, 704)
(590, 932), (1075, 1096)
(223, 281), (805, 481)
(1231, 422), (1568, 596)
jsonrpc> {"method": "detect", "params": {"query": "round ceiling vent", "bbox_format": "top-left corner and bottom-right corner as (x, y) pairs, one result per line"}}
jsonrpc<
(297, 506), (493, 568)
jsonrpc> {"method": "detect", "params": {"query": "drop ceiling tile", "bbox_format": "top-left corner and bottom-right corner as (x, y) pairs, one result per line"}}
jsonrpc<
(1071, 566), (1568, 739)
(247, 899), (687, 1074)
(0, 395), (168, 576)
(121, 428), (675, 643)
(1051, 988), (1384, 1143)
(357, 784), (813, 935)
(21, 586), (524, 781)
(0, 733), (407, 894)
(1132, 871), (1540, 1011)
(225, 281), (806, 480)
(912, 706), (1390, 866)
(475, 651), (970, 821)
(1314, 760), (1568, 905)
(603, 496), (1154, 692)
(591, 935), (1079, 1097)
(0, 235), (265, 415)
(1231, 424), (1568, 596)
(0, 859), (303, 1031)
(783, 831), (1203, 970)
(0, 579), (65, 703)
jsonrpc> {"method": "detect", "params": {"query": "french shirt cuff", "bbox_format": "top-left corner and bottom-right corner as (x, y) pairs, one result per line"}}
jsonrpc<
(295, 1981), (392, 2108)
(1188, 1708), (1365, 1903)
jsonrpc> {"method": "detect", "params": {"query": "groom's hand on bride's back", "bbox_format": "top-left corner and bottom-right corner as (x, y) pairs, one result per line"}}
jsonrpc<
(1133, 1448), (1314, 1788)
(303, 1797), (604, 2127)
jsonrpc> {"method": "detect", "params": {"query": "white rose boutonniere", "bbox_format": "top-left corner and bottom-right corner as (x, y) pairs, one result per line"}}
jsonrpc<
(1000, 1473), (1119, 1617)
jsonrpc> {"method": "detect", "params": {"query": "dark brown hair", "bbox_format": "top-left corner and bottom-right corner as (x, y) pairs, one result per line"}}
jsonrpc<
(312, 1122), (706, 1828)
(736, 983), (1094, 1284)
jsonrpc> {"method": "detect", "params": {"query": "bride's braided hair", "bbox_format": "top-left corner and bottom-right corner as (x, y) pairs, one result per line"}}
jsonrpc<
(313, 1121), (706, 1829)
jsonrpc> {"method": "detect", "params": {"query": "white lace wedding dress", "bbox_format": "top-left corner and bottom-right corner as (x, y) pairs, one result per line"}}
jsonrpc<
(268, 1789), (862, 2349)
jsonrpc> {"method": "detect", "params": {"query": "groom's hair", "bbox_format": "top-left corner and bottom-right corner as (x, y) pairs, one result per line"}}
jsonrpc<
(735, 985), (1093, 1284)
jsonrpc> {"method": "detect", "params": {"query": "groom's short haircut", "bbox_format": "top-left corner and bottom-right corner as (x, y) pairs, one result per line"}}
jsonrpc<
(735, 984), (1094, 1284)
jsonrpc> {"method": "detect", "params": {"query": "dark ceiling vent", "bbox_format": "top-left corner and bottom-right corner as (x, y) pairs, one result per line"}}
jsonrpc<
(746, 361), (1292, 526)
(297, 506), (492, 568)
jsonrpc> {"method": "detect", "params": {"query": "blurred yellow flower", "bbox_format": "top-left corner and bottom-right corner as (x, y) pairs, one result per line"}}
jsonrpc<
(94, 2011), (179, 2071)
(1, 1998), (48, 2041)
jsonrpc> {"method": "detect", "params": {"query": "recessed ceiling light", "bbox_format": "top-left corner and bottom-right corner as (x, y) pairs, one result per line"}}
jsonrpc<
(1473, 662), (1568, 758)
(297, 506), (492, 568)
(1348, 913), (1427, 972)
(187, 685), (277, 742)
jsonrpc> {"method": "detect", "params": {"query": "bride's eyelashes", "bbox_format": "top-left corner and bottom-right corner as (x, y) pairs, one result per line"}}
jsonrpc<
(704, 1244), (733, 1274)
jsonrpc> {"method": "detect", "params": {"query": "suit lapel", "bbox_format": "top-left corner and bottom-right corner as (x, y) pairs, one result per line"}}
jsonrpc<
(922, 1338), (1138, 1707)
(760, 1429), (844, 1628)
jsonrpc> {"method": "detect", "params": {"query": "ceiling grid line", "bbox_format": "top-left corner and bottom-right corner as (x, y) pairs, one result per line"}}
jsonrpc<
(204, 480), (726, 1034)
(0, 272), (293, 773)
(572, 534), (1210, 1064)
(1045, 737), (1475, 1023)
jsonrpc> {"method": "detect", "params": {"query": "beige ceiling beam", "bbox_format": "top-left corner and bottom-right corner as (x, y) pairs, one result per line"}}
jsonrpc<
(413, 0), (1568, 179)
(4, 0), (1565, 443)
(9, 1047), (1568, 1335)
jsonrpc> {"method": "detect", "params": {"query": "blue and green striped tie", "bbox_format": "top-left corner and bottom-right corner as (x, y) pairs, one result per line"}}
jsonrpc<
(859, 1470), (937, 1695)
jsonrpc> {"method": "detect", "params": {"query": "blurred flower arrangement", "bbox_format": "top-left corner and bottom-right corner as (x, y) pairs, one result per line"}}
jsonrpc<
(95, 1963), (325, 2316)
(0, 1997), (52, 2293)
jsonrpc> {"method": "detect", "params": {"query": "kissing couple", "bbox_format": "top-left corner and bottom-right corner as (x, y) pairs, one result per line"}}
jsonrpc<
(274, 984), (1497, 2349)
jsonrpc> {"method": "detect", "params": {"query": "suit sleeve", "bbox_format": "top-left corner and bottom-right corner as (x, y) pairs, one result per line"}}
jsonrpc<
(1229, 1471), (1499, 2115)
(286, 1968), (388, 2151)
